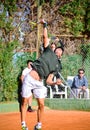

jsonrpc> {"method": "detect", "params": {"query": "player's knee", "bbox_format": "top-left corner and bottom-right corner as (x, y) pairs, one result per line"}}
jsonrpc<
(21, 98), (28, 106)
(39, 103), (44, 110)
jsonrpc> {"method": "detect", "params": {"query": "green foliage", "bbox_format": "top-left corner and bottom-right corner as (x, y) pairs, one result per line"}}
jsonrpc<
(61, 54), (82, 79)
(80, 43), (90, 61)
(36, 0), (55, 6)
(0, 1), (17, 37)
(59, 0), (90, 36)
(36, 0), (46, 6)
(0, 47), (36, 102)
(45, 99), (90, 111)
(1, 0), (17, 15)
(0, 100), (37, 112)
(61, 53), (90, 87)
(14, 52), (36, 69)
(85, 4), (90, 33)
(0, 40), (19, 101)
(0, 1), (19, 101)
(0, 1), (37, 102)
(49, 0), (55, 6)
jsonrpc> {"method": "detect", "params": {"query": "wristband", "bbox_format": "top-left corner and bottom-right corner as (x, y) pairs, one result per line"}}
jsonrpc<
(43, 22), (47, 28)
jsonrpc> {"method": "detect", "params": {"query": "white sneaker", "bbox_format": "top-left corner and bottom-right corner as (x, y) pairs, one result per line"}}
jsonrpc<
(22, 126), (28, 130)
(34, 124), (42, 130)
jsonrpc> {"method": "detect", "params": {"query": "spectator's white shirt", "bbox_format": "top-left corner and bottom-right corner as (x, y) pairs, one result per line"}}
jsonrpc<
(22, 67), (32, 76)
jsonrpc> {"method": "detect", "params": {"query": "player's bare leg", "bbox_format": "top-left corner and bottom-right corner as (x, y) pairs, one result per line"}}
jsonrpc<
(27, 96), (35, 112)
(34, 98), (45, 130)
(21, 97), (28, 130)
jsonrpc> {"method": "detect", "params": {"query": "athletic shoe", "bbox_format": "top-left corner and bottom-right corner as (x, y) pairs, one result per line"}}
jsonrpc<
(27, 107), (35, 112)
(22, 126), (28, 130)
(34, 124), (42, 130)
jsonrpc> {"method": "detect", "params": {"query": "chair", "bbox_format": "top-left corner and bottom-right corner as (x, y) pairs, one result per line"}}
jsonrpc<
(67, 76), (74, 87)
(47, 77), (68, 99)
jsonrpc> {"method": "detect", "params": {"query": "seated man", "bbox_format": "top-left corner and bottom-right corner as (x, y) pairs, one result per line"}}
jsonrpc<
(71, 68), (89, 99)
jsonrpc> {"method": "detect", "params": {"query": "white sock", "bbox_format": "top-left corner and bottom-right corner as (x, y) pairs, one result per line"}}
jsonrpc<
(36, 122), (42, 129)
(21, 121), (26, 126)
(37, 122), (42, 126)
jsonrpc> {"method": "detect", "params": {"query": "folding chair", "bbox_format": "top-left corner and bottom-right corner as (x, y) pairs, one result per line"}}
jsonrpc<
(47, 76), (68, 99)
(67, 76), (74, 87)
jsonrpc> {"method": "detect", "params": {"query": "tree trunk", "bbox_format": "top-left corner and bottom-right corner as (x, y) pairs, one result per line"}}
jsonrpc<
(36, 1), (42, 58)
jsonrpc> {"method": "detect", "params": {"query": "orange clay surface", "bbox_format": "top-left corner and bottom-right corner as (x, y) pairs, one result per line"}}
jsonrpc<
(0, 109), (90, 130)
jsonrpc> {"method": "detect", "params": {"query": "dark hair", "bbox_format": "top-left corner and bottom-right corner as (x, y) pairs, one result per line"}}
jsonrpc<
(78, 68), (85, 73)
(51, 42), (56, 46)
(27, 60), (33, 64)
(54, 47), (64, 53)
(59, 39), (64, 51)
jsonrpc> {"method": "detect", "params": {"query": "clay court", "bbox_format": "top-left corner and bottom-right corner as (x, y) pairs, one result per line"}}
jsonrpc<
(0, 109), (90, 130)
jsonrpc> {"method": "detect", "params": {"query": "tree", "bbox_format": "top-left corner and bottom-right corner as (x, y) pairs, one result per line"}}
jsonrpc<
(59, 0), (90, 36)
(0, 0), (19, 101)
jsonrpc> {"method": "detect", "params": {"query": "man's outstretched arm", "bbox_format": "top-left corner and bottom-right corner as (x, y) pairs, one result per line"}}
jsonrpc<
(40, 19), (50, 48)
